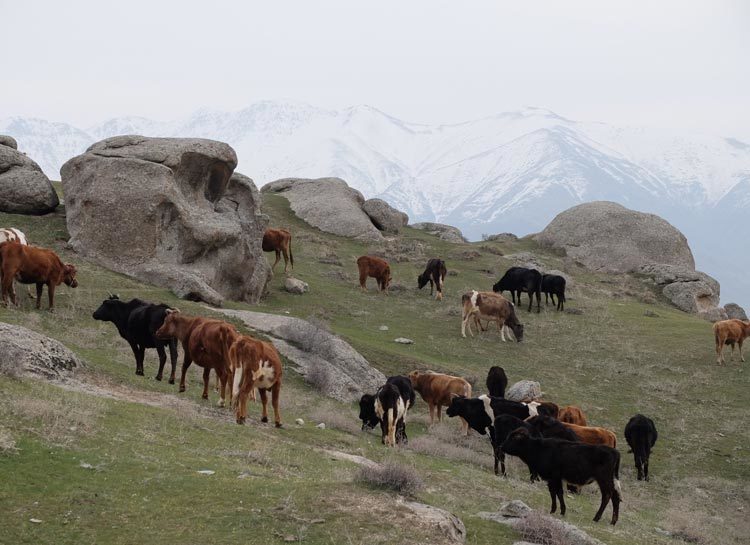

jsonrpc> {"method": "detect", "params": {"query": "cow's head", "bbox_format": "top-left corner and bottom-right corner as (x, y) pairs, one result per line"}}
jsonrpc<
(155, 308), (181, 339)
(445, 394), (467, 418)
(492, 280), (503, 293)
(358, 394), (379, 431)
(417, 272), (429, 290)
(383, 267), (392, 290)
(92, 296), (123, 322)
(63, 264), (78, 288)
(500, 427), (532, 455)
(509, 322), (524, 343)
(407, 370), (421, 387)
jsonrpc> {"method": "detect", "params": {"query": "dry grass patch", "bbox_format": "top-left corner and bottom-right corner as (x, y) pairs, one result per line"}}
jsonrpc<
(517, 510), (578, 545)
(356, 460), (424, 496)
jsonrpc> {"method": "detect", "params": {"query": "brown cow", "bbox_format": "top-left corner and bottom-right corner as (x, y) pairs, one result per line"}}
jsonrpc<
(155, 310), (238, 406)
(408, 370), (472, 430)
(262, 228), (294, 273)
(357, 255), (391, 293)
(713, 319), (750, 365)
(461, 290), (524, 342)
(563, 422), (617, 448)
(229, 335), (283, 427)
(559, 405), (588, 426)
(0, 242), (78, 310)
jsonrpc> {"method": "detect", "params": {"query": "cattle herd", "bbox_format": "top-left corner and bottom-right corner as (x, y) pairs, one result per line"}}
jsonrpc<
(2, 224), (749, 527)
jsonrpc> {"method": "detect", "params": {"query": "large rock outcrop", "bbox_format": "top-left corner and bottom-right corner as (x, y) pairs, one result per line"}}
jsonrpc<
(410, 222), (468, 243)
(536, 201), (694, 273)
(0, 137), (59, 214)
(0, 322), (83, 380)
(639, 264), (723, 321)
(262, 178), (383, 241)
(61, 136), (271, 305)
(362, 198), (409, 233)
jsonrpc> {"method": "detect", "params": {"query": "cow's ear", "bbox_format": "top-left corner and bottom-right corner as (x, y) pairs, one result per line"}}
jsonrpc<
(166, 308), (180, 315)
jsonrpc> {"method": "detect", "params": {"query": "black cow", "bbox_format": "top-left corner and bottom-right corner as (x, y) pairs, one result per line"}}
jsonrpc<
(446, 394), (539, 440)
(93, 295), (178, 382)
(417, 258), (448, 300)
(541, 274), (566, 311)
(501, 428), (622, 525)
(493, 267), (542, 313)
(492, 414), (537, 476)
(359, 375), (415, 443)
(624, 414), (658, 481)
(485, 366), (507, 398)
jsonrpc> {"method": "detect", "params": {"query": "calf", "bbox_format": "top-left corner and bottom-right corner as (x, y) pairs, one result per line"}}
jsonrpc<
(417, 258), (447, 300)
(713, 319), (750, 365)
(501, 428), (622, 525)
(408, 370), (471, 429)
(461, 291), (524, 342)
(624, 414), (657, 481)
(559, 405), (588, 426)
(92, 295), (178, 382)
(528, 415), (617, 448)
(485, 366), (507, 398)
(446, 394), (541, 438)
(374, 383), (406, 447)
(262, 228), (294, 273)
(492, 266), (542, 313)
(356, 255), (391, 293)
(229, 335), (283, 427)
(359, 375), (415, 443)
(541, 274), (566, 311)
(0, 242), (78, 310)
(155, 310), (238, 406)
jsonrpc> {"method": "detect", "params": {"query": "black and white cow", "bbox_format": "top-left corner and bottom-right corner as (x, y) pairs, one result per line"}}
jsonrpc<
(374, 383), (406, 447)
(445, 394), (541, 440)
(418, 258), (448, 300)
(92, 295), (178, 382)
(624, 414), (658, 481)
(541, 274), (566, 311)
(493, 266), (542, 313)
(359, 375), (415, 444)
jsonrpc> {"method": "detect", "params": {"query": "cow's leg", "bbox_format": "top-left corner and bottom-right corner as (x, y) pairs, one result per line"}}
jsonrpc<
(436, 404), (442, 422)
(359, 271), (367, 292)
(428, 403), (436, 425)
(35, 283), (44, 309)
(201, 367), (211, 400)
(644, 453), (650, 481)
(45, 282), (56, 311)
(282, 247), (289, 273)
(593, 480), (611, 522)
(217, 368), (228, 407)
(270, 381), (282, 428)
(739, 339), (745, 363)
(716, 338), (724, 365)
(259, 388), (269, 423)
(235, 387), (248, 425)
(272, 250), (281, 271)
(461, 315), (470, 338)
(536, 289), (541, 313)
(179, 355), (192, 392)
(610, 481), (620, 525)
(635, 452), (643, 480)
(167, 340), (178, 384)
(556, 480), (566, 516)
(548, 481), (558, 514)
(128, 342), (144, 376)
(155, 344), (167, 381)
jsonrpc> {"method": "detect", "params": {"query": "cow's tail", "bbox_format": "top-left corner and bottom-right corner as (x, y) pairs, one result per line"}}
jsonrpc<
(232, 363), (243, 408)
(387, 407), (395, 447)
(288, 235), (294, 268)
(613, 452), (623, 501)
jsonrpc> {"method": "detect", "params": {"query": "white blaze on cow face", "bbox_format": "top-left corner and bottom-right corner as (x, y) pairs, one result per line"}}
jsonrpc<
(524, 401), (540, 417)
(252, 360), (276, 389)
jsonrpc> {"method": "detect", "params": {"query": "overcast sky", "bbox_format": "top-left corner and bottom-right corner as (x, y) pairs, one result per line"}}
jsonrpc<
(1, 0), (748, 137)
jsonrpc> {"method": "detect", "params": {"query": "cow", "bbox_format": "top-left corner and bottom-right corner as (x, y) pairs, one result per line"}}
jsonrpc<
(446, 394), (543, 436)
(408, 370), (471, 430)
(527, 415), (617, 448)
(155, 310), (238, 406)
(624, 414), (658, 481)
(92, 295), (178, 382)
(541, 274), (566, 311)
(492, 414), (579, 477)
(713, 319), (750, 365)
(262, 228), (294, 273)
(559, 405), (588, 426)
(356, 255), (391, 293)
(0, 228), (28, 245)
(501, 428), (622, 525)
(485, 366), (507, 398)
(0, 242), (78, 311)
(461, 291), (524, 342)
(535, 402), (560, 419)
(417, 258), (447, 301)
(492, 266), (542, 313)
(374, 383), (406, 447)
(229, 334), (283, 427)
(359, 375), (416, 445)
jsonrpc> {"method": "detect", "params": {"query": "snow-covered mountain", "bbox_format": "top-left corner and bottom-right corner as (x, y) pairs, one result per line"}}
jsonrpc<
(2, 102), (749, 308)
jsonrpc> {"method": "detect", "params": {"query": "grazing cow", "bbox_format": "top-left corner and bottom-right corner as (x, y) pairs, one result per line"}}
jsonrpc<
(446, 394), (542, 439)
(624, 414), (658, 481)
(492, 414), (579, 477)
(408, 370), (471, 429)
(461, 291), (524, 342)
(356, 255), (391, 293)
(229, 335), (283, 427)
(0, 228), (28, 245)
(155, 310), (238, 406)
(501, 428), (622, 525)
(541, 274), (566, 311)
(713, 319), (750, 365)
(417, 258), (447, 300)
(528, 415), (617, 448)
(0, 242), (78, 310)
(92, 295), (178, 382)
(359, 375), (416, 444)
(374, 383), (406, 447)
(262, 228), (294, 273)
(485, 366), (508, 398)
(492, 266), (542, 313)
(559, 405), (588, 426)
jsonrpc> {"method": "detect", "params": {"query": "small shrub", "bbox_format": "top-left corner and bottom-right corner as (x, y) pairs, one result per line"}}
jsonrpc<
(0, 427), (17, 454)
(517, 510), (572, 545)
(356, 461), (424, 496)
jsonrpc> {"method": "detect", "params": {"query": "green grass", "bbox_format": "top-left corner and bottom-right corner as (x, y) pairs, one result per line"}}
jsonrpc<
(1, 196), (748, 545)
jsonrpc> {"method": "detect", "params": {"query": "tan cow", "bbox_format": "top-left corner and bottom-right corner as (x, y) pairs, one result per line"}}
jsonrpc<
(562, 422), (617, 448)
(229, 335), (283, 427)
(559, 405), (588, 426)
(713, 319), (750, 365)
(461, 290), (524, 342)
(262, 228), (293, 273)
(408, 370), (472, 431)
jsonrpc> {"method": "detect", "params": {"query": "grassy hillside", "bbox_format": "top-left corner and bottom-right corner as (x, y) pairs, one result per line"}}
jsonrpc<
(0, 195), (747, 545)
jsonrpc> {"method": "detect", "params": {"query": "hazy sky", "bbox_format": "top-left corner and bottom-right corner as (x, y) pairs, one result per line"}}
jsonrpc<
(2, 0), (748, 137)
